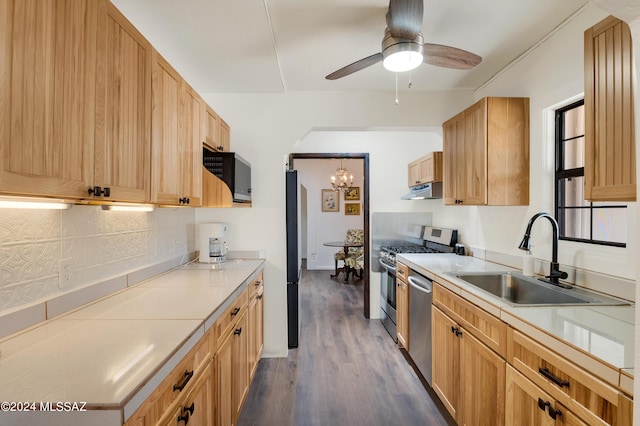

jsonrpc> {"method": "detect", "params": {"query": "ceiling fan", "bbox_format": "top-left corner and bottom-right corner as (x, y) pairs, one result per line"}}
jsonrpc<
(325, 0), (482, 80)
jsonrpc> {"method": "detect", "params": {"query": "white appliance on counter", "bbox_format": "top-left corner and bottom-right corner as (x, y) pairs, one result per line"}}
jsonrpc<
(198, 222), (228, 263)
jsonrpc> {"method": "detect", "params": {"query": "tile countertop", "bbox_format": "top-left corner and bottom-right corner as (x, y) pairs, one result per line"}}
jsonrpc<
(0, 258), (265, 425)
(397, 253), (635, 393)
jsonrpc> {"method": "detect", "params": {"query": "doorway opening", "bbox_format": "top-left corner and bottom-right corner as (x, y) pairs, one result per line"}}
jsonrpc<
(289, 153), (370, 318)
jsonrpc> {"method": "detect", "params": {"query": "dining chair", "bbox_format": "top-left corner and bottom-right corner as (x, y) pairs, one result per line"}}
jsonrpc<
(344, 252), (364, 281)
(333, 229), (364, 277)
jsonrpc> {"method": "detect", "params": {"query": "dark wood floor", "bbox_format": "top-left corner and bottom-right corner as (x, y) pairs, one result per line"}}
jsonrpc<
(237, 268), (455, 426)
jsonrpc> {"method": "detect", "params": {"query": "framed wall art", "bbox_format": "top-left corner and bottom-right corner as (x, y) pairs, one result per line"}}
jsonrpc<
(322, 189), (339, 212)
(344, 187), (360, 200)
(345, 203), (360, 215)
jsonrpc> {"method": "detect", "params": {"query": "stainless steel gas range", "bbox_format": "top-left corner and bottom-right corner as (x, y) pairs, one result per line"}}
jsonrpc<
(378, 226), (457, 341)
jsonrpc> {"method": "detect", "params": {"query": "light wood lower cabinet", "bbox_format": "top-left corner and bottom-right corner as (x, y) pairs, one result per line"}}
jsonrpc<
(506, 364), (585, 426)
(507, 328), (633, 425)
(248, 274), (264, 379)
(125, 272), (264, 426)
(432, 283), (507, 425)
(396, 262), (409, 349)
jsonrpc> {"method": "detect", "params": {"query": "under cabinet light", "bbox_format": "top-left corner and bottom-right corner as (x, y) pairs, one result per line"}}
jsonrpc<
(0, 196), (72, 210)
(101, 204), (154, 212)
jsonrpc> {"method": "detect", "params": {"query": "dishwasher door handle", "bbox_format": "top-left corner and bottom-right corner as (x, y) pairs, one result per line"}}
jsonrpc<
(408, 275), (433, 293)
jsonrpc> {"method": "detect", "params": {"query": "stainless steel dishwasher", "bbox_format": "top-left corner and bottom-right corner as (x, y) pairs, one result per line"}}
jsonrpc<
(407, 268), (433, 386)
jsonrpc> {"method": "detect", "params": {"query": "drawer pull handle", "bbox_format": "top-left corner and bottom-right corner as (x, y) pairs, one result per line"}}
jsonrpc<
(548, 407), (562, 420)
(177, 412), (189, 425)
(538, 367), (569, 388)
(234, 327), (242, 335)
(231, 307), (241, 316)
(450, 326), (462, 337)
(173, 370), (194, 392)
(257, 294), (263, 300)
(537, 398), (550, 412)
(183, 402), (195, 416)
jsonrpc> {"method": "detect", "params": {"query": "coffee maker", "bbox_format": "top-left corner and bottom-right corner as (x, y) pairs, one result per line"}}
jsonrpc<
(198, 223), (228, 263)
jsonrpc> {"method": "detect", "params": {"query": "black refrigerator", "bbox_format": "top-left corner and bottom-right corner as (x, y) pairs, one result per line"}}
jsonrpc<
(285, 170), (301, 348)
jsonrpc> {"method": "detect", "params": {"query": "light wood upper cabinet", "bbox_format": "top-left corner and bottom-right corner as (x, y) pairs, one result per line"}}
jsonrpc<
(0, 0), (97, 199)
(94, 0), (152, 203)
(204, 106), (230, 153)
(443, 97), (530, 206)
(584, 16), (636, 202)
(219, 118), (231, 152)
(151, 52), (203, 206)
(408, 152), (442, 187)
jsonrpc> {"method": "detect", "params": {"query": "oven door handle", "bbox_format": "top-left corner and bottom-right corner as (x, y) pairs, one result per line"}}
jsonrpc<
(379, 258), (397, 272)
(408, 275), (433, 294)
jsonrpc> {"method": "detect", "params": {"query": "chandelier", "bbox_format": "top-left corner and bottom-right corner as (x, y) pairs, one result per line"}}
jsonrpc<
(331, 160), (354, 191)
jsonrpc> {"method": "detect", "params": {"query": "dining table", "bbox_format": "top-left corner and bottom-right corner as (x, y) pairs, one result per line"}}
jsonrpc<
(323, 240), (364, 282)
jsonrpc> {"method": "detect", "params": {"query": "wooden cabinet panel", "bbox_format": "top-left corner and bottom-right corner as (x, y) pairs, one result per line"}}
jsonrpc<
(94, 0), (151, 202)
(396, 277), (409, 349)
(180, 83), (203, 206)
(433, 283), (507, 357)
(151, 53), (203, 206)
(508, 328), (633, 425)
(584, 16), (636, 201)
(505, 364), (557, 426)
(443, 97), (529, 206)
(204, 106), (221, 151)
(232, 310), (249, 423)
(407, 152), (442, 187)
(0, 0), (97, 198)
(219, 118), (231, 152)
(248, 273), (264, 380)
(432, 306), (460, 420)
(459, 330), (505, 426)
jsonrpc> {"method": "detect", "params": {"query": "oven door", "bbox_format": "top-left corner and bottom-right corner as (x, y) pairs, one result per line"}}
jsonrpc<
(379, 258), (397, 341)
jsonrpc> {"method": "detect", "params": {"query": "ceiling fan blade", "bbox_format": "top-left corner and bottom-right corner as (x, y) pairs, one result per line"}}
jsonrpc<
(325, 53), (383, 80)
(423, 44), (482, 69)
(386, 0), (423, 39)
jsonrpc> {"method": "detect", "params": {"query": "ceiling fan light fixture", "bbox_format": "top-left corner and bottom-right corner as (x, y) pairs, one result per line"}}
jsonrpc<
(383, 47), (423, 72)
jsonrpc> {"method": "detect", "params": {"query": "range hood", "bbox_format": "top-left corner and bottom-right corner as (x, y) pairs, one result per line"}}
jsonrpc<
(401, 182), (443, 200)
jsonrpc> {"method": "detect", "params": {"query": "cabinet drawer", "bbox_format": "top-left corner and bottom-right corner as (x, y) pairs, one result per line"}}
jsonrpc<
(397, 262), (409, 281)
(433, 283), (507, 357)
(248, 271), (264, 299)
(216, 289), (248, 347)
(125, 329), (213, 425)
(507, 328), (633, 425)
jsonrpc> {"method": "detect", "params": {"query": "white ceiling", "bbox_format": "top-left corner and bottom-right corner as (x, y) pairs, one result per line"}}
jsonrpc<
(111, 0), (590, 94)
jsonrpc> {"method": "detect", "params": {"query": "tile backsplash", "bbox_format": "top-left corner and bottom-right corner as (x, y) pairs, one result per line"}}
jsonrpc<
(0, 205), (195, 315)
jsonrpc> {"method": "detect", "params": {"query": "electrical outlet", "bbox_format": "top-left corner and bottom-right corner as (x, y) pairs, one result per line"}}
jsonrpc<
(58, 258), (72, 288)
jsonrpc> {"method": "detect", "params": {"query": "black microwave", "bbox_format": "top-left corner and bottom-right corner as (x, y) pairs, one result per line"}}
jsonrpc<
(203, 148), (252, 203)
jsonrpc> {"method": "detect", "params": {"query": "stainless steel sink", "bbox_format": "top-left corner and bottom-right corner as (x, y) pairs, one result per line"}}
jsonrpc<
(455, 272), (629, 306)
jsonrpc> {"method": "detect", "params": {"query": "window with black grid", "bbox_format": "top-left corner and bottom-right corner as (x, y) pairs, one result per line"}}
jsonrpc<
(555, 99), (626, 247)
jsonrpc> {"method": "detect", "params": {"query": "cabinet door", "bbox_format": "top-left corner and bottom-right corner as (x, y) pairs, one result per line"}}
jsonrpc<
(459, 330), (505, 426)
(443, 112), (464, 205)
(232, 310), (249, 423)
(0, 0), (96, 199)
(205, 106), (221, 151)
(219, 118), (231, 152)
(461, 99), (488, 205)
(396, 278), (409, 349)
(505, 365), (557, 426)
(248, 285), (264, 380)
(408, 160), (421, 187)
(180, 84), (203, 206)
(151, 52), (181, 205)
(432, 306), (459, 420)
(584, 16), (636, 201)
(94, 0), (151, 202)
(216, 331), (234, 426)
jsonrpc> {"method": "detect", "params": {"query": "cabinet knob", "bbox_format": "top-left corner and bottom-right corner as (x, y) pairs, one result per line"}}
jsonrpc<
(231, 307), (240, 316)
(183, 402), (195, 416)
(88, 186), (110, 197)
(217, 146), (224, 151)
(234, 327), (242, 335)
(179, 197), (190, 204)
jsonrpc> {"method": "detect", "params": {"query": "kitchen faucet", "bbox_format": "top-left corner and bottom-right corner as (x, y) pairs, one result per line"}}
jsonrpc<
(518, 212), (570, 288)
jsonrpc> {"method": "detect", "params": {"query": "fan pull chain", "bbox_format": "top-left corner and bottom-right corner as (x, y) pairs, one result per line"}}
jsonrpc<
(408, 71), (413, 89)
(395, 73), (399, 105)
